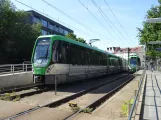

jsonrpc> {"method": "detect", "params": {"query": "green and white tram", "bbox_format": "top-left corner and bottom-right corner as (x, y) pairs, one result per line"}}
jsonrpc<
(129, 55), (141, 72)
(32, 35), (127, 84)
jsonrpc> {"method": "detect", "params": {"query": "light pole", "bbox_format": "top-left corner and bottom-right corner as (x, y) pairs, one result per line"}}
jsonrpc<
(146, 18), (161, 23)
(147, 41), (161, 71)
(145, 18), (161, 71)
(89, 39), (100, 45)
(127, 47), (130, 72)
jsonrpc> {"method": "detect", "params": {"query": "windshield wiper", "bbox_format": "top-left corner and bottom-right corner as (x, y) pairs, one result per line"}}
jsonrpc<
(40, 46), (49, 64)
(45, 46), (49, 59)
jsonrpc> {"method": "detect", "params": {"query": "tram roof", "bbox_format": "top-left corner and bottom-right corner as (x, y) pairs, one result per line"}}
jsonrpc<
(129, 55), (139, 58)
(38, 35), (108, 54)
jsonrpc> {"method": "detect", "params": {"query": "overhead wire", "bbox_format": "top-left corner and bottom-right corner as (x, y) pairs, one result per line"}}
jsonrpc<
(41, 0), (104, 39)
(91, 0), (131, 46)
(77, 0), (119, 45)
(42, 0), (120, 45)
(14, 0), (115, 47)
(104, 0), (133, 45)
(14, 0), (98, 38)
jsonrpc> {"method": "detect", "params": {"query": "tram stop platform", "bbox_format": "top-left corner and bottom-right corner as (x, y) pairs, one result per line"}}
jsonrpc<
(141, 70), (161, 120)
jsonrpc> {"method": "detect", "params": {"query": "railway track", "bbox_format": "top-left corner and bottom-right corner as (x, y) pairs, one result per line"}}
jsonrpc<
(2, 74), (134, 120)
(0, 84), (47, 101)
(0, 84), (44, 94)
(64, 75), (134, 120)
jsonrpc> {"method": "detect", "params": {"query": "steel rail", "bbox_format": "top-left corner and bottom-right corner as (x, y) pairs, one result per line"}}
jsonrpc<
(64, 75), (134, 120)
(3, 74), (129, 120)
(0, 84), (43, 94)
(0, 87), (49, 101)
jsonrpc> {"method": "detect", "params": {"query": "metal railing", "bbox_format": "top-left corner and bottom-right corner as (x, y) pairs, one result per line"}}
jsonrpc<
(127, 69), (146, 120)
(0, 63), (32, 75)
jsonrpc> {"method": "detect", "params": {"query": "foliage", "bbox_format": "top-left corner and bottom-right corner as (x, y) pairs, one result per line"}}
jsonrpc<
(70, 106), (80, 112)
(0, 0), (41, 64)
(121, 99), (134, 117)
(65, 33), (86, 44)
(137, 1), (161, 58)
(77, 37), (86, 43)
(0, 91), (20, 101)
(0, 88), (4, 92)
(81, 107), (93, 114)
(66, 33), (77, 41)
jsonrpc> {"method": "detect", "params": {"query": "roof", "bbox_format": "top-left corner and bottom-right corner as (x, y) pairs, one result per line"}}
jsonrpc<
(129, 55), (139, 58)
(113, 46), (143, 54)
(27, 10), (73, 32)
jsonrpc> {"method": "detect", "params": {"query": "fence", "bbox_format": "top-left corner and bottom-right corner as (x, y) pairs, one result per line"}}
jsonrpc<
(0, 63), (32, 75)
(127, 69), (146, 120)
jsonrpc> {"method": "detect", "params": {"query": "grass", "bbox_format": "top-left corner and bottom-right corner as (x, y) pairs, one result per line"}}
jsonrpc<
(81, 107), (93, 114)
(0, 88), (4, 92)
(69, 102), (93, 114)
(121, 99), (134, 117)
(0, 91), (20, 101)
(71, 106), (80, 112)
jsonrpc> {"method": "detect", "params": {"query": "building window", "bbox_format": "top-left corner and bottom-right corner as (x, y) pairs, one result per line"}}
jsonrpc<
(41, 19), (47, 27)
(64, 30), (68, 35)
(59, 27), (64, 34)
(41, 29), (47, 35)
(49, 23), (55, 30)
(33, 16), (40, 23)
(55, 25), (58, 32)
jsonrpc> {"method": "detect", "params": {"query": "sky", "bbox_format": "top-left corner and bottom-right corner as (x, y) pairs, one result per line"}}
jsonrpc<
(10, 0), (159, 51)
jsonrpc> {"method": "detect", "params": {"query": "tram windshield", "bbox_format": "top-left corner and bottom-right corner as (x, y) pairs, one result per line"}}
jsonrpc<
(33, 38), (50, 67)
(130, 58), (137, 66)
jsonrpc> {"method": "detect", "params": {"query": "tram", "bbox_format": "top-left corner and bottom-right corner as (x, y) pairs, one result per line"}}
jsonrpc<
(31, 35), (128, 84)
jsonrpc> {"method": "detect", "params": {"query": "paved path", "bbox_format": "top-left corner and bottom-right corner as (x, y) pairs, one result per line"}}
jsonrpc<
(142, 70), (161, 120)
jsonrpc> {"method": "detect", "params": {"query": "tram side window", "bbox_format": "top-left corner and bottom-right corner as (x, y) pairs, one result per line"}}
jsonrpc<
(86, 49), (90, 65)
(88, 49), (92, 65)
(101, 53), (105, 65)
(52, 41), (59, 63)
(77, 46), (82, 65)
(111, 59), (114, 66)
(114, 59), (118, 66)
(111, 58), (117, 66)
(116, 59), (119, 66)
(52, 40), (69, 64)
(108, 58), (111, 66)
(56, 41), (66, 64)
(103, 54), (106, 65)
(80, 47), (85, 65)
(70, 44), (85, 65)
(71, 44), (81, 65)
(70, 44), (75, 65)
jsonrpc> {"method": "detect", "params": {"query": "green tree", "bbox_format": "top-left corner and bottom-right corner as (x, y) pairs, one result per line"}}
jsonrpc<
(77, 37), (86, 43)
(65, 33), (77, 41)
(0, 0), (41, 63)
(137, 1), (161, 58)
(65, 33), (86, 43)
